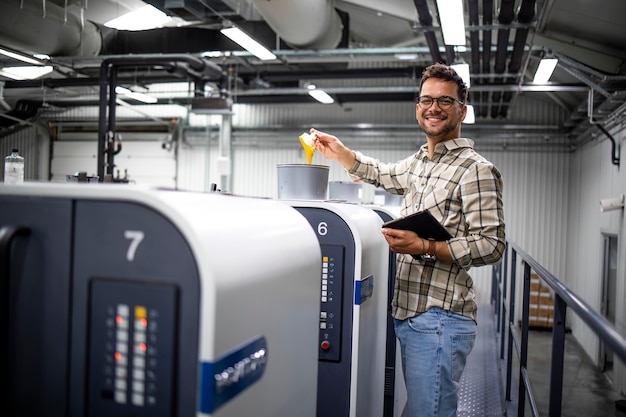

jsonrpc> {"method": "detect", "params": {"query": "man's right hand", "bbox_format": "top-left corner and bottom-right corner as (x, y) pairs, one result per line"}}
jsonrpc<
(310, 128), (356, 170)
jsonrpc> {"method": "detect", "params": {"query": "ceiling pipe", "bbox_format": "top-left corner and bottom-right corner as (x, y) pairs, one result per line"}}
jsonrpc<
(413, 0), (443, 64)
(468, 0), (481, 115)
(500, 0), (537, 118)
(249, 0), (343, 50)
(97, 55), (224, 181)
(480, 0), (494, 118)
(491, 0), (516, 118)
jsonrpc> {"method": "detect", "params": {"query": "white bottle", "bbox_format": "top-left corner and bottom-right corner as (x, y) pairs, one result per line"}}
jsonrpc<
(4, 148), (24, 184)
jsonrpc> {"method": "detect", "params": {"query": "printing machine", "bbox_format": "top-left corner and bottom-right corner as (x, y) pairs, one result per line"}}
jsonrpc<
(367, 205), (407, 417)
(282, 200), (390, 417)
(0, 183), (322, 417)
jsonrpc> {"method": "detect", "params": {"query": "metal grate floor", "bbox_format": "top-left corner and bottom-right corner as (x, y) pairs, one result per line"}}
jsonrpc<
(458, 304), (506, 417)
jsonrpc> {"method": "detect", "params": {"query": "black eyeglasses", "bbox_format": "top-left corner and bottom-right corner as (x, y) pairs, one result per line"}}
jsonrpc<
(417, 95), (463, 110)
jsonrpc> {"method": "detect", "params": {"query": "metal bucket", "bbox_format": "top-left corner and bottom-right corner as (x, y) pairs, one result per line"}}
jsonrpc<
(328, 181), (363, 203)
(277, 164), (329, 200)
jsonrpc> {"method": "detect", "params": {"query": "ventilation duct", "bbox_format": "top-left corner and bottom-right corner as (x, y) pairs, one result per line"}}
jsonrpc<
(250, 0), (343, 50)
(0, 0), (102, 56)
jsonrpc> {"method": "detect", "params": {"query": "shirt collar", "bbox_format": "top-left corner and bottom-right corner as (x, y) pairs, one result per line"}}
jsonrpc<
(418, 138), (475, 160)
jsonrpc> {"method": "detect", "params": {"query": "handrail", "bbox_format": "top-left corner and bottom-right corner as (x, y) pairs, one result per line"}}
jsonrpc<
(492, 240), (626, 417)
(507, 241), (626, 363)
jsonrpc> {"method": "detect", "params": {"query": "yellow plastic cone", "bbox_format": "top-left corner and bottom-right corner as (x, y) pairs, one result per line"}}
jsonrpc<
(299, 132), (315, 164)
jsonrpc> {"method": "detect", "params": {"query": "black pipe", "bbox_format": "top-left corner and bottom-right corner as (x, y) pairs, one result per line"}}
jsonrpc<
(468, 0), (481, 115)
(413, 0), (443, 63)
(500, 0), (537, 118)
(481, 0), (494, 118)
(491, 0), (516, 118)
(596, 124), (621, 167)
(97, 55), (225, 181)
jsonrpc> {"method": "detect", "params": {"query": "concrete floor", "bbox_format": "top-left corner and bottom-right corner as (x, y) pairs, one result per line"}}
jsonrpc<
(517, 329), (626, 417)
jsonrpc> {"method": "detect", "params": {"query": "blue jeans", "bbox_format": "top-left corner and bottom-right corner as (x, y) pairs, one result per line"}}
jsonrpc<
(394, 308), (476, 417)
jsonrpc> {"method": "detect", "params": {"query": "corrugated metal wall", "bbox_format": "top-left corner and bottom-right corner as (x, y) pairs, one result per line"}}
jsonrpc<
(3, 98), (624, 392)
(565, 125), (626, 393)
(0, 125), (46, 182)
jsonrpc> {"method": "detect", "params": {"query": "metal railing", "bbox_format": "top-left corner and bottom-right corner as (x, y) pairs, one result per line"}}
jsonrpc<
(491, 240), (626, 416)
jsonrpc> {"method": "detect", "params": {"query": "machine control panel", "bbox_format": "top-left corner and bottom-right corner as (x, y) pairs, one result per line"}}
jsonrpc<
(87, 279), (178, 417)
(318, 244), (344, 362)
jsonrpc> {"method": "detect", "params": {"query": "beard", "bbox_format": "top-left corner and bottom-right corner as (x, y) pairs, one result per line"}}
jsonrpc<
(417, 111), (462, 140)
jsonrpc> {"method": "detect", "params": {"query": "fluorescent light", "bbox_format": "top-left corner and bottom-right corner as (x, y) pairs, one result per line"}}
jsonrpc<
(451, 63), (470, 88)
(463, 104), (475, 124)
(533, 58), (558, 83)
(395, 53), (418, 61)
(308, 88), (334, 104)
(105, 5), (171, 31)
(0, 66), (53, 80)
(436, 0), (466, 45)
(115, 86), (158, 104)
(220, 26), (277, 61)
(0, 47), (42, 65)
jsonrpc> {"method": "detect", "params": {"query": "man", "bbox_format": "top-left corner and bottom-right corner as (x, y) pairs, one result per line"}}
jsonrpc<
(311, 63), (505, 417)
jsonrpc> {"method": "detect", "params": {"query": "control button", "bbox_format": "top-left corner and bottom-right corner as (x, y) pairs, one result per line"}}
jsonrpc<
(114, 390), (127, 404)
(132, 393), (145, 406)
(320, 340), (330, 351)
(320, 312), (327, 319)
(115, 379), (127, 390)
(320, 322), (327, 329)
(116, 329), (129, 342)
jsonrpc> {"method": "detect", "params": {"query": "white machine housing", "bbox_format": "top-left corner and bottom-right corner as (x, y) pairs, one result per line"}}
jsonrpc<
(285, 200), (389, 417)
(366, 204), (407, 417)
(0, 183), (321, 417)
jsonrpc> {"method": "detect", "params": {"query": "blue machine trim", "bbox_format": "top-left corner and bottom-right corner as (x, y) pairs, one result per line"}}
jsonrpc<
(354, 274), (374, 305)
(198, 335), (268, 414)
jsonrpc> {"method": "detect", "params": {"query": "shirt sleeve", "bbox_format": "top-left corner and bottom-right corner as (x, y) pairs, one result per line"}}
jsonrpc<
(350, 151), (415, 195)
(447, 161), (506, 268)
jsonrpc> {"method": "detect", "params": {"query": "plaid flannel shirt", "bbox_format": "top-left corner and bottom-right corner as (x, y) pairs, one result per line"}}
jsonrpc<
(350, 138), (505, 322)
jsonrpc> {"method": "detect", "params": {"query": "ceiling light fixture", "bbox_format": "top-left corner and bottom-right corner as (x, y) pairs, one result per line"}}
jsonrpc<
(115, 86), (158, 104)
(0, 66), (53, 80)
(104, 5), (171, 31)
(394, 53), (418, 61)
(451, 62), (471, 88)
(436, 0), (466, 45)
(307, 84), (334, 104)
(220, 24), (276, 61)
(0, 47), (43, 65)
(463, 104), (475, 124)
(533, 58), (558, 84)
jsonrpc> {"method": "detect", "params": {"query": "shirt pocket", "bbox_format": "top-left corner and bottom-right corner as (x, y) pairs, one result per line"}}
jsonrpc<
(420, 187), (451, 219)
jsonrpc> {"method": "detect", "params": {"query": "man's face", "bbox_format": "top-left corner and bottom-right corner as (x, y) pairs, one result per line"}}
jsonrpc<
(416, 78), (467, 142)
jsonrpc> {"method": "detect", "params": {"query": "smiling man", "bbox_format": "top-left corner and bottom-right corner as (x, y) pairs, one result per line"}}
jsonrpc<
(311, 63), (506, 417)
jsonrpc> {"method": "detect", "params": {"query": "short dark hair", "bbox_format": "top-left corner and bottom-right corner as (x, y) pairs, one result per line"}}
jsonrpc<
(419, 63), (468, 103)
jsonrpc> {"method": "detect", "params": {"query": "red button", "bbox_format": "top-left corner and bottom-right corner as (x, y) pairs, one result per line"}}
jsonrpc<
(320, 341), (330, 351)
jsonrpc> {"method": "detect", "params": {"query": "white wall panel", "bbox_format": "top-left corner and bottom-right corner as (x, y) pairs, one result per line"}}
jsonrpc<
(565, 127), (626, 393)
(51, 139), (176, 187)
(9, 101), (626, 396)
